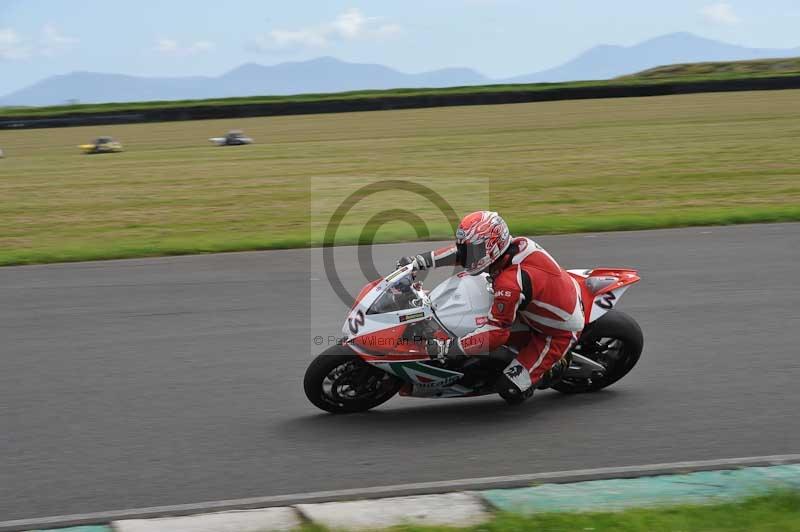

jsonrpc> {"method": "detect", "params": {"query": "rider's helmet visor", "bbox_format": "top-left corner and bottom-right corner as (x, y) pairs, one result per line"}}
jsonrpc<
(456, 241), (487, 273)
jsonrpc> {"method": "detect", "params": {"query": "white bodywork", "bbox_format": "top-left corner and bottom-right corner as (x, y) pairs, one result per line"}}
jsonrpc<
(429, 273), (494, 337)
(428, 269), (635, 336)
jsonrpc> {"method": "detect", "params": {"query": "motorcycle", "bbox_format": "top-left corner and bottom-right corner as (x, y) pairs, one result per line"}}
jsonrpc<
(304, 262), (643, 413)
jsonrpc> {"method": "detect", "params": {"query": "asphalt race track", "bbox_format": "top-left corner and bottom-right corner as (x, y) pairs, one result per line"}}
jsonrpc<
(1, 223), (799, 521)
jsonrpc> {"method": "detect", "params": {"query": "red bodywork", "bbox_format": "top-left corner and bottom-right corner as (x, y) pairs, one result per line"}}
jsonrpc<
(352, 278), (382, 309)
(353, 324), (429, 358)
(348, 275), (432, 359)
(569, 268), (641, 326)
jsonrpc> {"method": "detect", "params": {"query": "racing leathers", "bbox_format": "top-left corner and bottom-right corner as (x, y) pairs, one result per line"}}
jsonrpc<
(411, 236), (584, 392)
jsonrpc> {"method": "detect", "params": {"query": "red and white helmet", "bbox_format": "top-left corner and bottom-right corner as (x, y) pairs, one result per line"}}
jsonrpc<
(455, 211), (512, 275)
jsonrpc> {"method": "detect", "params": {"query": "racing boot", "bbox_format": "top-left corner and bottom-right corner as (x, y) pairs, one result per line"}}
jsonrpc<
(495, 359), (534, 405)
(535, 353), (571, 390)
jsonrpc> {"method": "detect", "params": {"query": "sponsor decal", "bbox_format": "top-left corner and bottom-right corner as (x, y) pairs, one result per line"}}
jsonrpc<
(595, 291), (617, 310)
(389, 361), (462, 388)
(475, 316), (488, 326)
(414, 374), (460, 388)
(348, 309), (365, 334)
(384, 269), (405, 282)
(496, 289), (512, 297)
(460, 335), (486, 350)
(505, 364), (524, 378)
(399, 311), (426, 322)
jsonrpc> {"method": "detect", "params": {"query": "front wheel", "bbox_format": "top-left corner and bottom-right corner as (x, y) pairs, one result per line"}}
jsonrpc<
(304, 345), (403, 413)
(552, 310), (643, 394)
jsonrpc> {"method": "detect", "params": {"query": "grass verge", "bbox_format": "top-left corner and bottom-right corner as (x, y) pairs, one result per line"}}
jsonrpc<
(305, 491), (800, 532)
(0, 206), (797, 267)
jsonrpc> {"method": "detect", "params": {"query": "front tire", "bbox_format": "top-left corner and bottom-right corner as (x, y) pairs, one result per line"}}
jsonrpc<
(304, 345), (402, 413)
(552, 310), (643, 394)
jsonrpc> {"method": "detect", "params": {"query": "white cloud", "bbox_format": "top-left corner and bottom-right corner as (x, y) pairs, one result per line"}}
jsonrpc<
(0, 25), (79, 60)
(155, 38), (216, 56)
(266, 29), (328, 49)
(0, 28), (30, 60)
(372, 23), (402, 39)
(701, 2), (740, 25)
(250, 8), (402, 52)
(155, 38), (179, 54)
(331, 8), (368, 39)
(190, 41), (215, 53)
(41, 24), (78, 57)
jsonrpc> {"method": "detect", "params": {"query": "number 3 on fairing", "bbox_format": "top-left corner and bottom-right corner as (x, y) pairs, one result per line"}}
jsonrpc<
(595, 291), (616, 310)
(348, 310), (365, 334)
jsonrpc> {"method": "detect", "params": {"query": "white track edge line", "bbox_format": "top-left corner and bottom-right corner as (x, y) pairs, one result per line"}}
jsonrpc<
(2, 453), (799, 531)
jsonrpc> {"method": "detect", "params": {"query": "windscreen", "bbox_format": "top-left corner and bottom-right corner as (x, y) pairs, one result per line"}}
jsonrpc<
(367, 271), (420, 314)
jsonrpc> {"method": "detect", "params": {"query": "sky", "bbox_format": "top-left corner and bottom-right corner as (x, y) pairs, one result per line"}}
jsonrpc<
(1, 0), (800, 96)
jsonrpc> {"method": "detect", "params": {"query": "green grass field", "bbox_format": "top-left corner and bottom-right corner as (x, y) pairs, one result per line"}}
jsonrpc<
(362, 491), (800, 532)
(1, 89), (799, 266)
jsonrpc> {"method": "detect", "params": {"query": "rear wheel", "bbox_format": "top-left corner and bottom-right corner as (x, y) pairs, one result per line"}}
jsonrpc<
(303, 345), (403, 413)
(552, 310), (643, 394)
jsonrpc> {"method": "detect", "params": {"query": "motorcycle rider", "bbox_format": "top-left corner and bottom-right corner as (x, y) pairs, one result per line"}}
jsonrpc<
(397, 211), (584, 403)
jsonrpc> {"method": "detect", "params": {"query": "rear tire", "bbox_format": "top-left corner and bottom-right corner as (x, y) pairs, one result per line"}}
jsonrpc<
(552, 310), (643, 394)
(304, 345), (402, 413)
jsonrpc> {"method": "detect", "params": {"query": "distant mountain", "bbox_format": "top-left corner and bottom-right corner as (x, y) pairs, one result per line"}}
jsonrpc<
(3, 33), (800, 107)
(2, 72), (220, 106)
(217, 57), (487, 95)
(504, 32), (800, 83)
(0, 57), (488, 106)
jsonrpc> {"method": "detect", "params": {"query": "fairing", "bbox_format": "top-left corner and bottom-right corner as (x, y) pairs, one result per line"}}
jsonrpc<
(338, 265), (639, 398)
